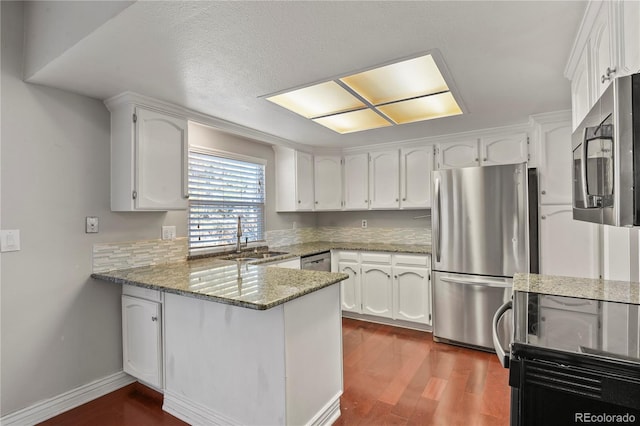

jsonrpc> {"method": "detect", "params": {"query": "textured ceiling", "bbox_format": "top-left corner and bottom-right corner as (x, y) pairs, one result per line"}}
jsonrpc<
(26, 1), (586, 148)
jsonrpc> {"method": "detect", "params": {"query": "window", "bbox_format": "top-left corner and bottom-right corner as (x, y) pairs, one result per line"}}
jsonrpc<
(188, 148), (266, 252)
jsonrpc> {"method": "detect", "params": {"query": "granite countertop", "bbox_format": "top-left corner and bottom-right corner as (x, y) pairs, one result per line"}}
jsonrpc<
(92, 257), (348, 310)
(514, 273), (640, 305)
(267, 241), (431, 259)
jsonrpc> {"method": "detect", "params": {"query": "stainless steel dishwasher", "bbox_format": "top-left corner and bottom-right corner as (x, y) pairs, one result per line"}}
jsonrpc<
(300, 251), (331, 271)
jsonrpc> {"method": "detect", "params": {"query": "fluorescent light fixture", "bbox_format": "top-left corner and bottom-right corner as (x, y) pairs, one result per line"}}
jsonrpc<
(313, 109), (392, 134)
(376, 92), (463, 124)
(265, 81), (365, 119)
(340, 54), (449, 105)
(263, 52), (463, 133)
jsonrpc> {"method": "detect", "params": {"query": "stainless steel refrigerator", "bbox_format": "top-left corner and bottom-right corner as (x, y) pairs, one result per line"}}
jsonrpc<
(431, 162), (537, 350)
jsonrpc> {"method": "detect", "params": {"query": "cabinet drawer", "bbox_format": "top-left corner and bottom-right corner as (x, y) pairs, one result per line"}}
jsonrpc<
(123, 284), (162, 302)
(394, 254), (430, 267)
(336, 251), (359, 262)
(360, 252), (392, 264)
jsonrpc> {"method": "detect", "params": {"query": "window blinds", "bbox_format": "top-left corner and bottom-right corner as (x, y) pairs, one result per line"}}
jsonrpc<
(188, 151), (265, 250)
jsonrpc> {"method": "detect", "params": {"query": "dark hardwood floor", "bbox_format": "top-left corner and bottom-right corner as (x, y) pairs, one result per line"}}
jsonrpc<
(40, 318), (510, 425)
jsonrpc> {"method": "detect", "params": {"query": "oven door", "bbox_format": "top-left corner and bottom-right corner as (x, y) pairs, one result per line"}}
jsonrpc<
(572, 118), (614, 224)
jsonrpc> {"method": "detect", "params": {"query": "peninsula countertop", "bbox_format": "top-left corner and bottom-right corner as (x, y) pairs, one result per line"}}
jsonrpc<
(514, 272), (640, 305)
(266, 241), (432, 260)
(92, 257), (349, 310)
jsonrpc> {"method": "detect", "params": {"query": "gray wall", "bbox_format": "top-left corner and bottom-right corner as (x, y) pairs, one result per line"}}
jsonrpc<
(0, 1), (179, 415)
(189, 122), (316, 233)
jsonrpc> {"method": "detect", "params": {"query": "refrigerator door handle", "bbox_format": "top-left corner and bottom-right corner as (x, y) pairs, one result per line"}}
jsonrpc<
(492, 300), (512, 368)
(434, 176), (441, 263)
(439, 276), (512, 288)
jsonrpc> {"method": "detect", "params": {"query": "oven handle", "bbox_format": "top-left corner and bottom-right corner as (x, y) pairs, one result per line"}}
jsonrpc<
(492, 300), (512, 369)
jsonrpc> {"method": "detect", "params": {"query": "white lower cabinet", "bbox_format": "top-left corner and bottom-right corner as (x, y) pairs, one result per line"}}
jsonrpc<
(333, 251), (432, 327)
(361, 264), (393, 318)
(338, 261), (361, 313)
(393, 266), (431, 324)
(122, 294), (163, 388)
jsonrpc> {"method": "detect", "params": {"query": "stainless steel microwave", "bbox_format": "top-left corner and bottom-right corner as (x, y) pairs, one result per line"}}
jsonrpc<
(572, 72), (640, 227)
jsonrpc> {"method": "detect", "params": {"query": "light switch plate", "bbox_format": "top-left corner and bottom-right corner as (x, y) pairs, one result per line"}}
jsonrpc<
(1, 229), (21, 252)
(162, 226), (176, 240)
(86, 216), (99, 233)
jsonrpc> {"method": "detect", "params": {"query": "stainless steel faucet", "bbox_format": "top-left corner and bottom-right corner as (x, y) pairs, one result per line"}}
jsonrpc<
(235, 216), (243, 253)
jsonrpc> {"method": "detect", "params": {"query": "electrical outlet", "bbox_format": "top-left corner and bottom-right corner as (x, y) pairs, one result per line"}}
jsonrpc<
(162, 225), (176, 240)
(361, 220), (367, 229)
(0, 229), (20, 252)
(85, 216), (99, 233)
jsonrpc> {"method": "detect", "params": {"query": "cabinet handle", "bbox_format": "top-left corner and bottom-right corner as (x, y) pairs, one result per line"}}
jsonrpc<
(483, 158), (487, 161)
(601, 67), (616, 83)
(541, 190), (546, 195)
(402, 198), (406, 201)
(315, 201), (318, 204)
(395, 198), (399, 202)
(298, 200), (301, 204)
(132, 190), (137, 200)
(541, 215), (546, 220)
(394, 275), (398, 279)
(475, 158), (479, 162)
(151, 316), (158, 322)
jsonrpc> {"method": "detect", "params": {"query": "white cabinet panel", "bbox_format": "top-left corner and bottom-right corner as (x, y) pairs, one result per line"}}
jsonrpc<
(361, 265), (393, 318)
(339, 261), (361, 314)
(591, 2), (614, 100)
(343, 154), (369, 210)
(480, 133), (528, 166)
(296, 151), (314, 211)
(571, 45), (592, 129)
(314, 155), (342, 210)
(538, 121), (573, 204)
(400, 146), (434, 208)
(539, 205), (600, 279)
(393, 266), (430, 325)
(122, 295), (163, 388)
(437, 140), (479, 169)
(617, 0), (640, 76)
(369, 150), (400, 209)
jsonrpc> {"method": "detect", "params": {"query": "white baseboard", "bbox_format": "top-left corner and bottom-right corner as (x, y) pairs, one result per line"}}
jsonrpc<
(0, 371), (135, 426)
(308, 391), (342, 426)
(163, 389), (240, 425)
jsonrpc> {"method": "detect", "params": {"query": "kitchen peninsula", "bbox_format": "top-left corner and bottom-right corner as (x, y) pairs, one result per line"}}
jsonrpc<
(92, 258), (349, 426)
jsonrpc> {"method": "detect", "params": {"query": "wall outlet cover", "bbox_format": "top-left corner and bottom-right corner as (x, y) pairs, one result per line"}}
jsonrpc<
(361, 220), (368, 229)
(85, 216), (99, 233)
(0, 229), (21, 252)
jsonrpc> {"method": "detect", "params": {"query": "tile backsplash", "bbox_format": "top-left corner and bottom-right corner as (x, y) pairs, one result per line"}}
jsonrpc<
(93, 237), (187, 273)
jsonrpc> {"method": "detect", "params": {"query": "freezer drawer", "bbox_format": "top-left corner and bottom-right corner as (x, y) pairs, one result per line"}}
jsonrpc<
(433, 271), (512, 350)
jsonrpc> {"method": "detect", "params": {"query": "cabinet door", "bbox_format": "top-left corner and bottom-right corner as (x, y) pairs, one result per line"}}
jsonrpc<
(571, 45), (592, 130)
(539, 205), (600, 279)
(314, 156), (343, 210)
(480, 133), (528, 166)
(591, 2), (614, 100)
(295, 151), (314, 210)
(436, 140), (479, 169)
(617, 0), (640, 77)
(122, 295), (162, 388)
(135, 107), (188, 210)
(343, 154), (369, 210)
(361, 265), (393, 318)
(400, 146), (434, 209)
(393, 266), (430, 325)
(369, 150), (399, 209)
(339, 261), (361, 314)
(538, 122), (572, 204)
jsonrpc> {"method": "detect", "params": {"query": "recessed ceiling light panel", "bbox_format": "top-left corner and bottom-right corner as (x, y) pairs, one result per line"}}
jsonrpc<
(377, 92), (463, 124)
(266, 81), (365, 119)
(313, 109), (392, 134)
(340, 54), (449, 105)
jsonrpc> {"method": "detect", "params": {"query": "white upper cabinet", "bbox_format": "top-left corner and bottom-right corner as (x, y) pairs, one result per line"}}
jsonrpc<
(479, 133), (529, 165)
(314, 155), (343, 210)
(400, 146), (434, 209)
(567, 1), (640, 129)
(538, 120), (573, 205)
(369, 150), (400, 209)
(274, 147), (314, 212)
(343, 153), (369, 210)
(106, 96), (188, 211)
(436, 140), (479, 169)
